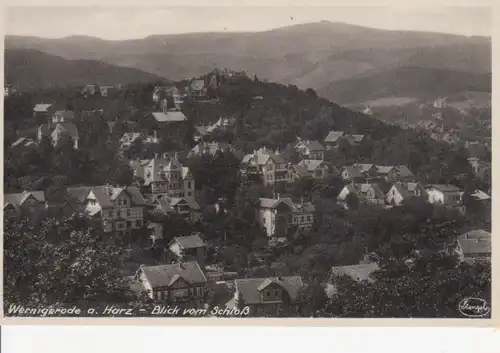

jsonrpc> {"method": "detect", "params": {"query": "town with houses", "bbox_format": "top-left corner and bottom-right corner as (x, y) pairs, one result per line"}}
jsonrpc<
(4, 64), (492, 318)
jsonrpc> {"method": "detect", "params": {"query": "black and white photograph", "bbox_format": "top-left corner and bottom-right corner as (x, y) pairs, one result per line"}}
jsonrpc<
(2, 5), (492, 319)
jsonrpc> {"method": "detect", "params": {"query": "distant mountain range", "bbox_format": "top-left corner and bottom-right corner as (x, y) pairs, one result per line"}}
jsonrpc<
(4, 49), (166, 91)
(5, 21), (491, 104)
(319, 66), (491, 105)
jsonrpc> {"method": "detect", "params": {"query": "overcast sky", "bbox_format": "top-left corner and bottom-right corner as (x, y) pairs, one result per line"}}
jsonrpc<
(6, 6), (491, 39)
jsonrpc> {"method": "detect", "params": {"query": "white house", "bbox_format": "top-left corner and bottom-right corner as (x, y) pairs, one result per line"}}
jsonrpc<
(425, 184), (463, 206)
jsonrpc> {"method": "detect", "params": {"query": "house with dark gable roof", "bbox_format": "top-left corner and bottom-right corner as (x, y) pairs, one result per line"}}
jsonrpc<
(240, 147), (294, 186)
(294, 139), (325, 160)
(4, 191), (47, 221)
(225, 276), (303, 316)
(341, 164), (414, 183)
(386, 182), (426, 206)
(376, 165), (415, 182)
(147, 197), (202, 246)
(52, 110), (75, 124)
(66, 185), (147, 233)
(293, 160), (338, 180)
(38, 122), (79, 149)
(257, 195), (315, 237)
(193, 125), (211, 142)
(168, 233), (207, 266)
(188, 141), (242, 160)
(337, 183), (385, 207)
(131, 153), (195, 202)
(136, 262), (207, 303)
(324, 131), (365, 150)
(188, 79), (207, 99)
(340, 165), (365, 182)
(153, 86), (182, 110)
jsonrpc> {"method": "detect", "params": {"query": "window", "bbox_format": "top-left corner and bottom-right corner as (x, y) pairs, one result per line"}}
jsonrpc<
(116, 222), (125, 231)
(307, 216), (312, 222)
(103, 222), (113, 233)
(174, 289), (188, 298)
(135, 220), (142, 227)
(156, 291), (162, 301)
(127, 221), (132, 228)
(187, 181), (192, 189)
(195, 286), (203, 297)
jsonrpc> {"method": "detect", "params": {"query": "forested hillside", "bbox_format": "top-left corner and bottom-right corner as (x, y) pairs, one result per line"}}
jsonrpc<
(4, 49), (167, 91)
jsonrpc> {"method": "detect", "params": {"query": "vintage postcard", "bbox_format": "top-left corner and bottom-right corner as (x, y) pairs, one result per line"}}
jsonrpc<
(1, 2), (495, 324)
